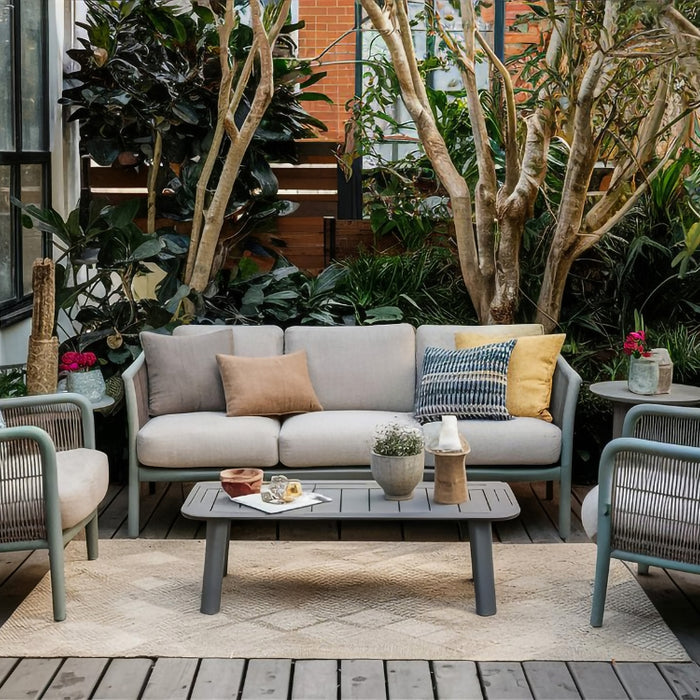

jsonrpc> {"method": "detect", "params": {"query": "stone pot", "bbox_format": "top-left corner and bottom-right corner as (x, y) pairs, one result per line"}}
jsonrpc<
(370, 451), (425, 501)
(66, 368), (106, 403)
(627, 356), (659, 395)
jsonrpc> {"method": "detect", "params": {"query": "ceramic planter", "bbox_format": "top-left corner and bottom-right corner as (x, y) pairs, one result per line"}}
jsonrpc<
(370, 451), (425, 501)
(66, 368), (106, 403)
(627, 356), (659, 395)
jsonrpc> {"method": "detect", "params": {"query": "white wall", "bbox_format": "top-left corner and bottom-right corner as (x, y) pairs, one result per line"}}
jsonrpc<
(0, 0), (79, 365)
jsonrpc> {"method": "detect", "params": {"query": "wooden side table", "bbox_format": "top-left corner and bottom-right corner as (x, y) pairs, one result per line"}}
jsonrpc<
(589, 381), (700, 437)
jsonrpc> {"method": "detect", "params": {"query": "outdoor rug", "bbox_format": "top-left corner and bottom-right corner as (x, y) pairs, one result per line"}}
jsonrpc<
(0, 540), (689, 661)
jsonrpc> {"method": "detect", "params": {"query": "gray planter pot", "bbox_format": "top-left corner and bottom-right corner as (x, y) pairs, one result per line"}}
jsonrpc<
(370, 451), (425, 501)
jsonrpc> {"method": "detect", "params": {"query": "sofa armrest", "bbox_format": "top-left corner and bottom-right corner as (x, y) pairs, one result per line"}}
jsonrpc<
(122, 352), (149, 470)
(550, 355), (582, 465)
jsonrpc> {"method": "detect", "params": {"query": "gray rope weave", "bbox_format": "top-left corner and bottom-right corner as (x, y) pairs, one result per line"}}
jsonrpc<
(3, 403), (84, 451)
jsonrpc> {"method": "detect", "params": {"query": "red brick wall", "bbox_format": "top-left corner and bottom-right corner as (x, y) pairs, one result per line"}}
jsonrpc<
(297, 0), (357, 143)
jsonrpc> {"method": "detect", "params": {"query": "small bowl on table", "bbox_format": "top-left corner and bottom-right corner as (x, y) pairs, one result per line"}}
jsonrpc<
(220, 468), (264, 498)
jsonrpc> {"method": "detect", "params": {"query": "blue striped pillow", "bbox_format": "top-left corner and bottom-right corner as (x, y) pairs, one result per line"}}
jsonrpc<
(414, 340), (517, 423)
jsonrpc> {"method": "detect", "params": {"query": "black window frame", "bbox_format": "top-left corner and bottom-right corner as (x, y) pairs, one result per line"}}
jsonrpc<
(0, 0), (51, 327)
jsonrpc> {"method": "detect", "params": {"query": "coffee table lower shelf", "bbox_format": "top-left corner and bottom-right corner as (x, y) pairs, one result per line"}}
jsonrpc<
(181, 480), (520, 617)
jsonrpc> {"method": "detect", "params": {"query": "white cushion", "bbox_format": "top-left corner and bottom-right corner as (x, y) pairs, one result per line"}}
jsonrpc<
(56, 448), (109, 530)
(137, 412), (280, 468)
(279, 410), (418, 467)
(415, 324), (543, 382)
(284, 324), (416, 411)
(581, 486), (598, 541)
(174, 324), (284, 356)
(422, 417), (561, 466)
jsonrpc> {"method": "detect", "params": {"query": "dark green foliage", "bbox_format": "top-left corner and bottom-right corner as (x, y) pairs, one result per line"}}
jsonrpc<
(0, 365), (27, 398)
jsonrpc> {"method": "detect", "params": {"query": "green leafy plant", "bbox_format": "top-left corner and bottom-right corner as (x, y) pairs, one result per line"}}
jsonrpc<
(372, 422), (424, 457)
(0, 365), (27, 399)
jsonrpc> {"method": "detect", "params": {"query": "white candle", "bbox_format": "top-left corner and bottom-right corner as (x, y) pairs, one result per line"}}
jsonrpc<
(437, 415), (462, 451)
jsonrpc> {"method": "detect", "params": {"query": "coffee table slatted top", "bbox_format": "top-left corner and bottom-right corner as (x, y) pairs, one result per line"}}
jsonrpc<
(182, 480), (520, 522)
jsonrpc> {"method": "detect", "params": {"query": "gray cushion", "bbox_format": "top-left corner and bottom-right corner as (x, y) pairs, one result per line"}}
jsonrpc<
(422, 417), (561, 466)
(284, 324), (416, 411)
(279, 410), (417, 467)
(415, 341), (517, 423)
(141, 329), (234, 416)
(173, 324), (284, 357)
(56, 448), (110, 530)
(137, 412), (280, 468)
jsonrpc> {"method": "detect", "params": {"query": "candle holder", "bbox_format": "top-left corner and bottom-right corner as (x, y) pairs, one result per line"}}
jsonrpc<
(426, 435), (471, 505)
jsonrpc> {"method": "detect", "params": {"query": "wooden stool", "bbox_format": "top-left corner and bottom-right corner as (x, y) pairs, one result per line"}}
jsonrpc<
(428, 437), (470, 504)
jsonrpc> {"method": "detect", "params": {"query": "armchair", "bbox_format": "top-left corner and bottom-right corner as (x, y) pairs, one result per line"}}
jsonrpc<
(0, 393), (109, 621)
(586, 403), (700, 627)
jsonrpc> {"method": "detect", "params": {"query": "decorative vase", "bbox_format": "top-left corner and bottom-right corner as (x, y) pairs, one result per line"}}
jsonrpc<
(650, 348), (673, 394)
(627, 356), (659, 395)
(66, 368), (106, 403)
(370, 451), (424, 501)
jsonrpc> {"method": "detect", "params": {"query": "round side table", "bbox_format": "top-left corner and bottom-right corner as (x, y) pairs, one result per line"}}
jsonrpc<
(589, 381), (700, 438)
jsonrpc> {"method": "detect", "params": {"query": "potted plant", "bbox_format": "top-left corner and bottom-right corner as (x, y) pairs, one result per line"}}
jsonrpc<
(370, 421), (425, 501)
(60, 351), (106, 403)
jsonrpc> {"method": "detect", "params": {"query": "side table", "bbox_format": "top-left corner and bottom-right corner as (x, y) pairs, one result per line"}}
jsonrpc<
(589, 381), (700, 437)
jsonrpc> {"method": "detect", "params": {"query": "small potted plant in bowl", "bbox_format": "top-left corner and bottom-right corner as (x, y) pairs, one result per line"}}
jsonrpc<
(370, 421), (425, 501)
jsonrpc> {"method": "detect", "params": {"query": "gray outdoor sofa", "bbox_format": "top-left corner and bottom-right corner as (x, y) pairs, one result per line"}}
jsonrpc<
(122, 323), (581, 539)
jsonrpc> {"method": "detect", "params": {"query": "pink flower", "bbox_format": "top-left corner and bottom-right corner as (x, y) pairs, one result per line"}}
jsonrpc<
(622, 330), (651, 358)
(60, 351), (99, 373)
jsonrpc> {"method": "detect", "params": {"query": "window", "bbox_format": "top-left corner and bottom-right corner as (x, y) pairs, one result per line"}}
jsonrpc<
(0, 0), (50, 324)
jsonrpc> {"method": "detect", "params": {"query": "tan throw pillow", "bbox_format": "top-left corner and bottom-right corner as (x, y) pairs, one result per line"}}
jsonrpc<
(216, 351), (323, 417)
(454, 332), (565, 421)
(141, 329), (234, 416)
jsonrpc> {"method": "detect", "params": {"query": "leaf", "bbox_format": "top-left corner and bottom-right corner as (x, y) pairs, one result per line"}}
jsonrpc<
(131, 238), (164, 260)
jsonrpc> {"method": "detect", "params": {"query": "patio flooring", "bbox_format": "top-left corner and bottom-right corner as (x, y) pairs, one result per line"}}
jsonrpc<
(1, 481), (699, 699)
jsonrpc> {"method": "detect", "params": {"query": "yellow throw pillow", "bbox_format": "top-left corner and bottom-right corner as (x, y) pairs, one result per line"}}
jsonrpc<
(454, 332), (565, 421)
(216, 350), (323, 417)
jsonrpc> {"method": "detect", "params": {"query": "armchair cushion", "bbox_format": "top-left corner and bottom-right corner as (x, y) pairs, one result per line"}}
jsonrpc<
(141, 329), (234, 416)
(56, 448), (109, 530)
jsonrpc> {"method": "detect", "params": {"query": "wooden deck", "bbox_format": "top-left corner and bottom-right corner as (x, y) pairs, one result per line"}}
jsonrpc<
(1, 481), (699, 700)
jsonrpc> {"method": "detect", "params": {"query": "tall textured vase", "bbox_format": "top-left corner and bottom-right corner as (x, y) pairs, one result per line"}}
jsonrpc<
(66, 368), (106, 403)
(627, 356), (658, 395)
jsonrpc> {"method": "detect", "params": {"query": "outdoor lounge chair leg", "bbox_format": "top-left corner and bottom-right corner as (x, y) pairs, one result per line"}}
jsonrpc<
(637, 563), (650, 575)
(48, 543), (66, 622)
(86, 512), (99, 560)
(590, 550), (611, 627)
(546, 481), (554, 500)
(558, 481), (570, 541)
(128, 478), (140, 538)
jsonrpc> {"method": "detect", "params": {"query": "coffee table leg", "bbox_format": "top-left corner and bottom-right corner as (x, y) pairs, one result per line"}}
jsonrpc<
(468, 521), (496, 616)
(201, 520), (229, 614)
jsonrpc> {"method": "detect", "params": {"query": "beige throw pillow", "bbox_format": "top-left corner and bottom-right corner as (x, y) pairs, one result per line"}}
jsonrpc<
(454, 332), (565, 421)
(141, 329), (234, 416)
(216, 351), (323, 417)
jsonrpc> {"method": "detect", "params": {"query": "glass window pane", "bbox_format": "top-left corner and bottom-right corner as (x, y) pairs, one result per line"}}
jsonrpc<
(0, 165), (13, 301)
(21, 0), (45, 150)
(20, 163), (43, 295)
(0, 2), (13, 150)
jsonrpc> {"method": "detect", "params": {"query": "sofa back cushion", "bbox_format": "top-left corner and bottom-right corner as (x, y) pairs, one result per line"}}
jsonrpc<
(284, 324), (416, 411)
(173, 324), (283, 356)
(141, 329), (234, 416)
(415, 324), (544, 382)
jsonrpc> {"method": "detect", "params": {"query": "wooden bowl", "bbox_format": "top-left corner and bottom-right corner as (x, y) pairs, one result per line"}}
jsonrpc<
(220, 468), (264, 498)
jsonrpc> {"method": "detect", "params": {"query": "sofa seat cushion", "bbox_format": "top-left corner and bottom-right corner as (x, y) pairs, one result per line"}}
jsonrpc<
(56, 448), (110, 530)
(422, 417), (561, 466)
(137, 413), (280, 468)
(279, 410), (418, 467)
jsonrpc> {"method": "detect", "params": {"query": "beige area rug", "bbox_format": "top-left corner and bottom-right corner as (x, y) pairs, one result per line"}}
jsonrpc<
(0, 540), (689, 661)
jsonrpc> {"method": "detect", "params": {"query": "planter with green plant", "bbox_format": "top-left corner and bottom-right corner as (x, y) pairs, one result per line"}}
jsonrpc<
(370, 421), (425, 501)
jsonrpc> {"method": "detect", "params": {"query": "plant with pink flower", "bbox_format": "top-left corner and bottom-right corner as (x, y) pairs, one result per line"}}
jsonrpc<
(59, 351), (98, 373)
(622, 330), (651, 359)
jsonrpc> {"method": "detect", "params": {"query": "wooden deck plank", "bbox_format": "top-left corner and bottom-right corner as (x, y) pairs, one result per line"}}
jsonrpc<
(432, 660), (482, 700)
(141, 657), (198, 699)
(531, 483), (589, 543)
(509, 484), (561, 543)
(567, 661), (628, 699)
(0, 657), (61, 700)
(0, 550), (49, 625)
(92, 658), (153, 699)
(97, 483), (130, 537)
(340, 659), (387, 699)
(386, 660), (433, 699)
(401, 520), (461, 541)
(292, 659), (338, 700)
(241, 659), (292, 700)
(522, 661), (580, 699)
(42, 657), (109, 700)
(278, 520), (340, 540)
(0, 660), (16, 686)
(613, 662), (676, 700)
(140, 483), (191, 540)
(657, 662), (700, 700)
(478, 662), (533, 700)
(340, 520), (403, 541)
(190, 658), (245, 699)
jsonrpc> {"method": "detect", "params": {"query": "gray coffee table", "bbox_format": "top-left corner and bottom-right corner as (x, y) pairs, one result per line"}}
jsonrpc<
(181, 480), (520, 617)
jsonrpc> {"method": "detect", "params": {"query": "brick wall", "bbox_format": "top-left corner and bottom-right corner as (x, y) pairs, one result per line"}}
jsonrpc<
(297, 0), (357, 143)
